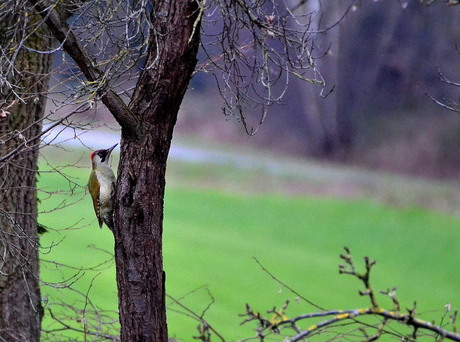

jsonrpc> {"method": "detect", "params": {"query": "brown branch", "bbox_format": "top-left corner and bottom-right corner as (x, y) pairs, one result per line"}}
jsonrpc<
(339, 248), (379, 309)
(28, 0), (139, 134)
(253, 257), (324, 311)
(242, 249), (460, 341)
(167, 293), (226, 342)
(45, 307), (118, 341)
(285, 307), (460, 342)
(0, 109), (77, 163)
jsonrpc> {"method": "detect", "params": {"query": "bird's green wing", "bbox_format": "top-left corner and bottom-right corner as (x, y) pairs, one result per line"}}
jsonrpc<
(88, 172), (103, 228)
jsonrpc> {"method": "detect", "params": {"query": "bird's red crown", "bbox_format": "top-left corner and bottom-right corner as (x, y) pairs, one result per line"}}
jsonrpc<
(90, 150), (100, 160)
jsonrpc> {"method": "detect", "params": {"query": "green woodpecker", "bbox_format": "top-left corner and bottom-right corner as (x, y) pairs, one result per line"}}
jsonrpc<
(88, 144), (117, 229)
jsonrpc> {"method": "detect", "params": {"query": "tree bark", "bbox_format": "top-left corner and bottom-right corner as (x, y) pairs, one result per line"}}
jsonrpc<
(32, 0), (201, 339)
(0, 12), (53, 342)
(113, 1), (201, 341)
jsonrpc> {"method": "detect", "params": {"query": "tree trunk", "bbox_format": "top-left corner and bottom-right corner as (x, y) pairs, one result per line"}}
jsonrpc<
(302, 0), (343, 158)
(0, 13), (53, 342)
(113, 1), (201, 341)
(288, 0), (351, 159)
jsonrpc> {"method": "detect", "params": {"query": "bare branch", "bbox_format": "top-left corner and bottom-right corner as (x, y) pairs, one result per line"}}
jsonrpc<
(241, 248), (460, 342)
(28, 0), (139, 133)
(339, 247), (378, 309)
(426, 92), (460, 113)
(167, 290), (226, 342)
(253, 257), (324, 311)
(199, 0), (329, 134)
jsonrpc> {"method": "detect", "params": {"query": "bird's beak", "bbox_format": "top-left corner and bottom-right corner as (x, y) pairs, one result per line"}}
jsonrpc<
(106, 143), (118, 155)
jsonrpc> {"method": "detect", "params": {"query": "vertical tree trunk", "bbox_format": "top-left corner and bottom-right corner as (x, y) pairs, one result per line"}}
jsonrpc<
(113, 1), (201, 340)
(0, 13), (53, 341)
(302, 0), (343, 158)
(288, 0), (351, 159)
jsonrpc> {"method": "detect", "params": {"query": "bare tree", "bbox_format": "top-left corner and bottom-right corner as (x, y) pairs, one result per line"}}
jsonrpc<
(241, 248), (460, 342)
(1, 0), (328, 340)
(0, 4), (55, 340)
(198, 0), (325, 134)
(3, 1), (460, 340)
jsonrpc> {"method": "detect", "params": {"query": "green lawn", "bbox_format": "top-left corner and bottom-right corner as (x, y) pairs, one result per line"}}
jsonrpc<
(38, 150), (460, 341)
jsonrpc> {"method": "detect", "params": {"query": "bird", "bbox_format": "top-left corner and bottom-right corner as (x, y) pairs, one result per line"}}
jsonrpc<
(88, 144), (117, 230)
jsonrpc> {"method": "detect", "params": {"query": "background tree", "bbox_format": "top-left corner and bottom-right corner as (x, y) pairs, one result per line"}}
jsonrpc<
(5, 0), (460, 340)
(2, 0), (326, 340)
(28, 0), (202, 340)
(0, 5), (54, 340)
(175, 1), (460, 176)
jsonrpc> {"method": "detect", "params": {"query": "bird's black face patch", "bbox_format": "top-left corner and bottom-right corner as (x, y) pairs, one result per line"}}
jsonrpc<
(97, 150), (110, 163)
(93, 144), (117, 163)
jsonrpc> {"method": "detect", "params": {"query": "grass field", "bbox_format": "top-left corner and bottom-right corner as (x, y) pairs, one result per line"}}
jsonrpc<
(37, 145), (460, 341)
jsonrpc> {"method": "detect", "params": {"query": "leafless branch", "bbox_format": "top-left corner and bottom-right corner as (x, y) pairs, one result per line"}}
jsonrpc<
(426, 69), (460, 113)
(240, 248), (460, 342)
(198, 0), (330, 135)
(253, 257), (324, 311)
(28, 0), (139, 133)
(167, 288), (226, 342)
(426, 92), (460, 113)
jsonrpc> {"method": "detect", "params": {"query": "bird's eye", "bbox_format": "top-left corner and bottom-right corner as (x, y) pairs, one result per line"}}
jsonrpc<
(99, 151), (107, 162)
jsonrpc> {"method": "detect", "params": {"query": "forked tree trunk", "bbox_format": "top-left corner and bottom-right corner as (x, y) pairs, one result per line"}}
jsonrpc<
(112, 1), (201, 340)
(32, 0), (201, 339)
(0, 13), (53, 342)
